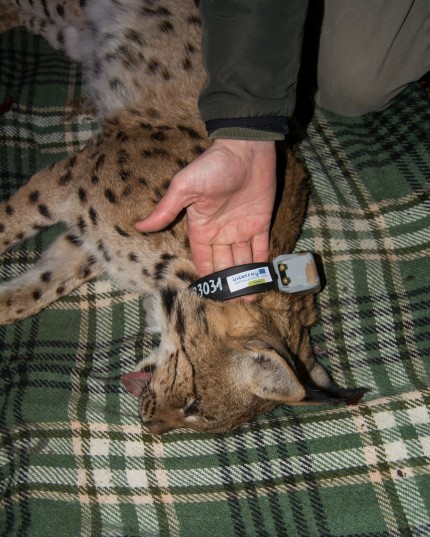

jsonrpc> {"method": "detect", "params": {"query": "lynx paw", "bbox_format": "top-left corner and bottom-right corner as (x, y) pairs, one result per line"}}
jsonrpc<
(0, 284), (55, 324)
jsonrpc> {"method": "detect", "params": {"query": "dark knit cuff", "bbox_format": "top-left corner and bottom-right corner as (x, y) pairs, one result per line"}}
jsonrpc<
(208, 127), (284, 141)
(205, 116), (289, 137)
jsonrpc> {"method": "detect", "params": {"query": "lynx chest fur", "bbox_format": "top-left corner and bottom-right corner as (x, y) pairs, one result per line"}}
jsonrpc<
(0, 0), (364, 434)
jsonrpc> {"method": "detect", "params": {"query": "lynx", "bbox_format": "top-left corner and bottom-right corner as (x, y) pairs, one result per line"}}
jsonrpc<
(0, 0), (364, 434)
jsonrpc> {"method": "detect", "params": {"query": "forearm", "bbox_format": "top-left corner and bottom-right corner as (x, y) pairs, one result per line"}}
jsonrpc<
(198, 0), (309, 140)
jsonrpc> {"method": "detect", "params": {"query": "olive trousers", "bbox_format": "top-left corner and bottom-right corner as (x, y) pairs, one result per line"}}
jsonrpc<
(315, 0), (430, 115)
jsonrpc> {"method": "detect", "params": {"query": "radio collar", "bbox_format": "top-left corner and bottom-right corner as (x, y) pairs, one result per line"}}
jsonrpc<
(189, 253), (320, 301)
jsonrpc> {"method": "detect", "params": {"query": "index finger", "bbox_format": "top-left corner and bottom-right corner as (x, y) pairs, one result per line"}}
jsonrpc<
(190, 242), (214, 277)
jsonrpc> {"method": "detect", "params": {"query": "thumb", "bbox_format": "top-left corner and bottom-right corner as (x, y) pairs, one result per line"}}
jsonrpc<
(135, 183), (187, 232)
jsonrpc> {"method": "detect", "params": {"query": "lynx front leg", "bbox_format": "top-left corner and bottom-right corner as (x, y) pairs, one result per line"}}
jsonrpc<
(0, 233), (101, 324)
(0, 154), (81, 255)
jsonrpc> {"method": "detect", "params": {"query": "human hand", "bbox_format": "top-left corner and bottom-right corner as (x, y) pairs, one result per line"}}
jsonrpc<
(135, 139), (277, 277)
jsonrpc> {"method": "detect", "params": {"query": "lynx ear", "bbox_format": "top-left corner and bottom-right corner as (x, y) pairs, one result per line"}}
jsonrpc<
(246, 350), (306, 403)
(121, 371), (152, 397)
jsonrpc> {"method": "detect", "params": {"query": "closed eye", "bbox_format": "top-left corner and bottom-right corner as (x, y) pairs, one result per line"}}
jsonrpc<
(184, 398), (201, 417)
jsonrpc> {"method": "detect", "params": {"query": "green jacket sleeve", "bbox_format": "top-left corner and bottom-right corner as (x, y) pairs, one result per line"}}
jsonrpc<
(198, 0), (309, 139)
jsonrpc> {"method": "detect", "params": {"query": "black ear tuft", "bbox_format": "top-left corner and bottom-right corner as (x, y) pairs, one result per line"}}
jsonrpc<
(306, 386), (368, 406)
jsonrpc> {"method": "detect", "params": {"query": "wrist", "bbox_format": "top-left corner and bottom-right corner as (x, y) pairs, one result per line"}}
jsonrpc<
(210, 139), (276, 177)
(211, 138), (275, 153)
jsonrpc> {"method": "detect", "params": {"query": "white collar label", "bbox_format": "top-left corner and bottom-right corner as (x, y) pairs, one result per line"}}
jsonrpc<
(227, 266), (273, 293)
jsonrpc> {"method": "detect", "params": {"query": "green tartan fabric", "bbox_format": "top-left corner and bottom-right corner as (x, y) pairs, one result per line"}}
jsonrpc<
(1, 29), (429, 537)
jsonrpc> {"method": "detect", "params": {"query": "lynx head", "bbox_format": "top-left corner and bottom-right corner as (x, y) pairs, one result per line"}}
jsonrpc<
(122, 289), (365, 434)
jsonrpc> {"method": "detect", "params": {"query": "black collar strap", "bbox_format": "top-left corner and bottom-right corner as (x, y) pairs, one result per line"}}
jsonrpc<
(189, 253), (321, 301)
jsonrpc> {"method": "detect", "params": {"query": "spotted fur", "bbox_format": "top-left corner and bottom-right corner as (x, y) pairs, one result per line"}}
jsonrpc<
(0, 0), (365, 434)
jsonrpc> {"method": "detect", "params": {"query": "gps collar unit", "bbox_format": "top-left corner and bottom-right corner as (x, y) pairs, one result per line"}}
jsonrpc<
(190, 253), (321, 301)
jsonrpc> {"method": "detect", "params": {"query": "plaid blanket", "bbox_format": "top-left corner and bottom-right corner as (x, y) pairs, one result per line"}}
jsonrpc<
(1, 29), (429, 537)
